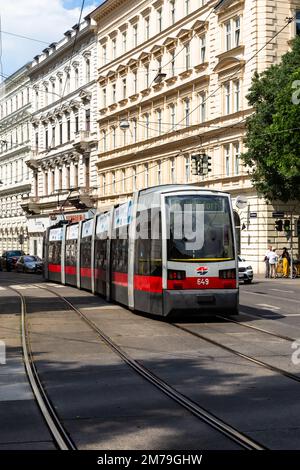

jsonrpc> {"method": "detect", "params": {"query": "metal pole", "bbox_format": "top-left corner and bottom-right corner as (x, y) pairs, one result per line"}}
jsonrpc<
(290, 212), (293, 279)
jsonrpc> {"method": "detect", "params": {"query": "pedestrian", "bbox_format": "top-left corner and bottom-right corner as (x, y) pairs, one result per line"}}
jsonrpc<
(264, 245), (272, 278)
(268, 249), (278, 279)
(282, 247), (290, 278)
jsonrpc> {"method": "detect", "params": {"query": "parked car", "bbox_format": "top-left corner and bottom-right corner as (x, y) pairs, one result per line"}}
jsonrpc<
(15, 255), (43, 274)
(0, 250), (25, 271)
(238, 256), (253, 284)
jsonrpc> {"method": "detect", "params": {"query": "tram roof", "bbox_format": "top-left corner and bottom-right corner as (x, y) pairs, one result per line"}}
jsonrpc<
(138, 184), (230, 196)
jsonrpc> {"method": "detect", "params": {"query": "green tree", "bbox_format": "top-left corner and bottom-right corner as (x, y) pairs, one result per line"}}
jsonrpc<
(242, 36), (300, 202)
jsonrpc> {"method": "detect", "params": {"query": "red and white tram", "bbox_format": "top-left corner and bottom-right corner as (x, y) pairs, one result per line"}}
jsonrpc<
(44, 185), (239, 317)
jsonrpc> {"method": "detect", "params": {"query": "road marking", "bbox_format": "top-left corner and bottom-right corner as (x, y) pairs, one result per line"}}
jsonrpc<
(244, 291), (300, 304)
(270, 288), (294, 293)
(256, 303), (281, 311)
(0, 287), (6, 290)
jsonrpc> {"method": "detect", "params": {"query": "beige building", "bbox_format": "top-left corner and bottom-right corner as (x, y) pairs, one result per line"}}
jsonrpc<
(21, 15), (98, 257)
(90, 0), (300, 273)
(0, 65), (32, 254)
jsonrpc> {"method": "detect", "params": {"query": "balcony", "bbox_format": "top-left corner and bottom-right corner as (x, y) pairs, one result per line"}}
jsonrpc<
(73, 131), (97, 154)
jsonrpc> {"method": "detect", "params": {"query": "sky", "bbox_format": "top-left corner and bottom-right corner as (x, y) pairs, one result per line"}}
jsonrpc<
(0, 0), (103, 79)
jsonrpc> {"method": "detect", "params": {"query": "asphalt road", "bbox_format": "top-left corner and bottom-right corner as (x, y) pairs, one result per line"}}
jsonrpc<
(0, 271), (299, 450)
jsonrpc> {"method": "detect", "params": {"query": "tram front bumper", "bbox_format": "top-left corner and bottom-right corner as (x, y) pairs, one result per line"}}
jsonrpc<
(163, 289), (239, 317)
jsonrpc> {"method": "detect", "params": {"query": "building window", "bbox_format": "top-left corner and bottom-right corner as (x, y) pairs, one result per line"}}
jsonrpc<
(102, 45), (107, 65)
(200, 35), (206, 63)
(112, 83), (116, 103)
(234, 143), (240, 175)
(144, 163), (149, 187)
(145, 64), (150, 88)
(122, 169), (125, 192)
(66, 166), (70, 190)
(75, 113), (79, 133)
(224, 82), (231, 115)
(133, 167), (137, 191)
(170, 50), (175, 76)
(45, 127), (49, 149)
(133, 24), (138, 48)
(112, 172), (116, 193)
(199, 93), (206, 123)
(122, 78), (127, 99)
(44, 86), (48, 106)
(102, 174), (106, 195)
(157, 109), (162, 135)
(103, 88), (107, 108)
(157, 8), (162, 33)
(67, 116), (71, 141)
(234, 17), (241, 47)
(185, 0), (190, 15)
(132, 119), (137, 143)
(133, 71), (138, 94)
(184, 98), (190, 126)
(234, 80), (240, 112)
(225, 21), (232, 51)
(75, 68), (79, 88)
(185, 43), (190, 70)
(66, 73), (70, 94)
(59, 120), (63, 145)
(145, 17), (150, 41)
(145, 114), (150, 139)
(170, 0), (176, 25)
(170, 158), (175, 184)
(86, 58), (91, 82)
(170, 103), (176, 130)
(112, 38), (117, 59)
(225, 144), (230, 176)
(102, 130), (107, 152)
(185, 156), (190, 182)
(157, 161), (162, 185)
(112, 127), (116, 148)
(85, 108), (90, 132)
(122, 32), (127, 53)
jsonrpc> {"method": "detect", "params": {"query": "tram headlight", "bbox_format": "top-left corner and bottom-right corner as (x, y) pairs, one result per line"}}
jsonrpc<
(219, 268), (236, 279)
(167, 269), (186, 280)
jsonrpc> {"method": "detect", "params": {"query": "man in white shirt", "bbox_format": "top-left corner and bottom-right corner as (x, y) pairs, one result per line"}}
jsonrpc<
(264, 246), (272, 278)
(267, 249), (279, 279)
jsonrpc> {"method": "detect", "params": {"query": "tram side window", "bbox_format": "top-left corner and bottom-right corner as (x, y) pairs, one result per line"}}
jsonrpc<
(95, 238), (107, 270)
(49, 242), (61, 264)
(81, 238), (91, 267)
(66, 240), (77, 265)
(135, 209), (162, 277)
(111, 225), (128, 274)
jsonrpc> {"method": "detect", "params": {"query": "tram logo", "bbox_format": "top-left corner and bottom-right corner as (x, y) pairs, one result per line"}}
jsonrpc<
(196, 266), (208, 276)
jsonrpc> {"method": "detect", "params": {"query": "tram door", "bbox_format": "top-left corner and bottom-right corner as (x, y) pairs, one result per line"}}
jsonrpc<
(80, 219), (94, 291)
(65, 224), (79, 287)
(48, 227), (64, 283)
(94, 213), (110, 298)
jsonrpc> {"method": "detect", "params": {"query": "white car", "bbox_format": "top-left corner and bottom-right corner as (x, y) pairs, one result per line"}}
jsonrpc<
(238, 256), (253, 284)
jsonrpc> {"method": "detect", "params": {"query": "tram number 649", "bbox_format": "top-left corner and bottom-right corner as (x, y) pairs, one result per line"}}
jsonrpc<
(197, 278), (209, 286)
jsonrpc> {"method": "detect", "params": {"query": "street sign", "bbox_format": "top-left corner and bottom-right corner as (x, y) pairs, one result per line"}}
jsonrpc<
(272, 211), (285, 218)
(249, 212), (257, 218)
(235, 196), (248, 209)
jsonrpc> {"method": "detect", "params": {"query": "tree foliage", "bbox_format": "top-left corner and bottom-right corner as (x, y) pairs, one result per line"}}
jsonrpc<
(242, 36), (300, 202)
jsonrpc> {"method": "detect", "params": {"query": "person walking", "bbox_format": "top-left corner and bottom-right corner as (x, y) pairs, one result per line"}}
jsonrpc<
(264, 246), (272, 278)
(268, 249), (278, 279)
(282, 247), (290, 278)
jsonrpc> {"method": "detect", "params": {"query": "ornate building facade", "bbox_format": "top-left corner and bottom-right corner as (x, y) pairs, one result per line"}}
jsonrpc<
(21, 15), (98, 256)
(90, 0), (300, 273)
(0, 65), (32, 254)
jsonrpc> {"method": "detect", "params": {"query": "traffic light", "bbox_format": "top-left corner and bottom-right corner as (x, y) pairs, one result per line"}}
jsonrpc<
(201, 154), (212, 175)
(191, 154), (200, 175)
(275, 220), (283, 231)
(284, 220), (291, 232)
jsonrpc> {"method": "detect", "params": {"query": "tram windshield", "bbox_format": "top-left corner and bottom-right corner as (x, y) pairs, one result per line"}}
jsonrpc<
(166, 195), (234, 261)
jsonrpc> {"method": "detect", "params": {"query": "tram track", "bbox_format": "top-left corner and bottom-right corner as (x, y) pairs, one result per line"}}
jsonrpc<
(7, 285), (77, 451)
(33, 283), (265, 451)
